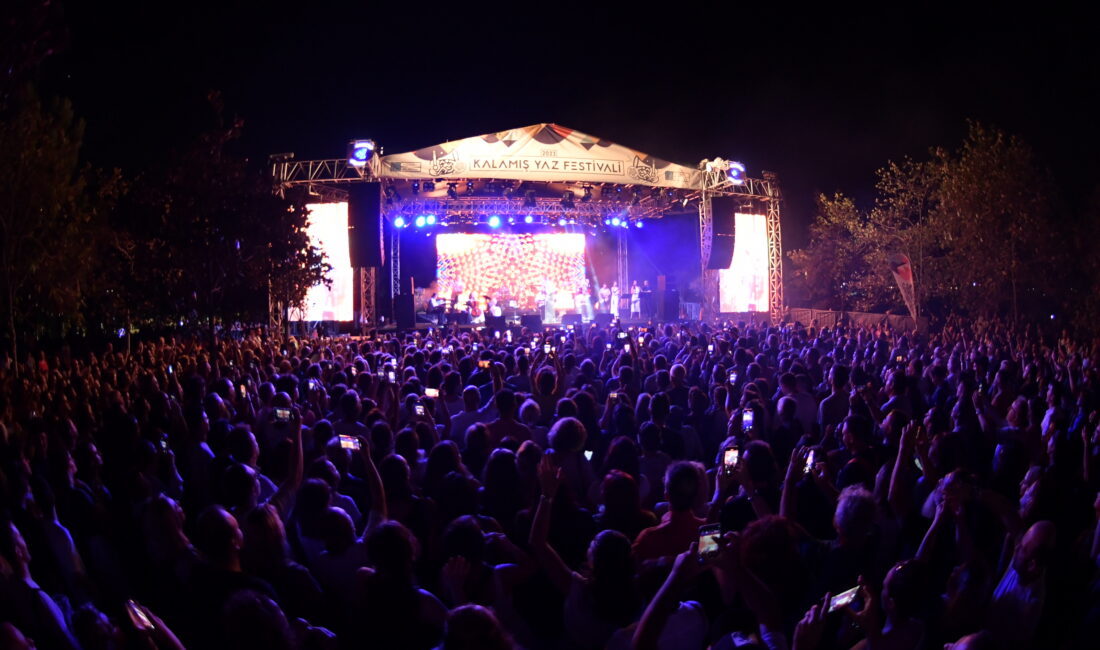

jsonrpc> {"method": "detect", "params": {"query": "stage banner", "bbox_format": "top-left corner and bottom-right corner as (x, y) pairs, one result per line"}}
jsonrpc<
(379, 123), (702, 189)
(888, 253), (918, 318)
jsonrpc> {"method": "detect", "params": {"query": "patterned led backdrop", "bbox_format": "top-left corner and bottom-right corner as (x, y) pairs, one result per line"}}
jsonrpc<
(436, 233), (586, 310)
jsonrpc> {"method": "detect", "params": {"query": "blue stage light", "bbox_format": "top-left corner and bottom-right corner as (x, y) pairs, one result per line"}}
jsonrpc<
(347, 139), (376, 168)
(611, 217), (621, 227)
(558, 218), (567, 226)
(525, 215), (534, 224)
(604, 218), (611, 225)
(621, 220), (629, 228)
(727, 161), (746, 185)
(488, 215), (501, 228)
(394, 216), (406, 228)
(635, 220), (644, 228)
(415, 215), (427, 228)
(426, 214), (437, 225)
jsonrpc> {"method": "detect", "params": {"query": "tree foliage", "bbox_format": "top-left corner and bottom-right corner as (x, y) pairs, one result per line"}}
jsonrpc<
(788, 122), (1062, 322)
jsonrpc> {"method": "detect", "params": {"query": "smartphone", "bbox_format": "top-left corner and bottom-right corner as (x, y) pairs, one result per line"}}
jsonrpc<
(349, 366), (358, 377)
(308, 378), (320, 392)
(238, 384), (247, 399)
(698, 524), (721, 559)
(624, 344), (631, 353)
(723, 446), (740, 471)
(506, 331), (513, 342)
(729, 370), (738, 385)
(473, 343), (479, 351)
(914, 456), (924, 473)
(338, 434), (361, 450)
(742, 410), (754, 431)
(708, 344), (714, 352)
(583, 450), (594, 461)
(804, 449), (815, 475)
(479, 360), (491, 369)
(609, 392), (618, 401)
(159, 437), (168, 452)
(387, 370), (396, 383)
(425, 387), (440, 398)
(495, 331), (501, 339)
(618, 331), (627, 340)
(167, 364), (174, 375)
(606, 343), (612, 350)
(126, 599), (154, 631)
(275, 407), (291, 423)
(896, 355), (904, 363)
(544, 344), (551, 354)
(829, 586), (860, 612)
(415, 403), (426, 417)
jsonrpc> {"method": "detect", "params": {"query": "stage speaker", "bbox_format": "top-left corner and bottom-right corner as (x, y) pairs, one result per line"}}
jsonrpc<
(484, 315), (507, 333)
(520, 315), (543, 331)
(561, 313), (583, 328)
(394, 294), (415, 329)
(594, 313), (613, 328)
(447, 312), (470, 326)
(348, 182), (384, 267)
(657, 290), (679, 321)
(706, 196), (737, 269)
(707, 235), (735, 269)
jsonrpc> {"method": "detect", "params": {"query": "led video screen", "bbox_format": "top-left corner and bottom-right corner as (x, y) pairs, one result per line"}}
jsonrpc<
(288, 202), (354, 322)
(719, 213), (769, 313)
(435, 233), (586, 312)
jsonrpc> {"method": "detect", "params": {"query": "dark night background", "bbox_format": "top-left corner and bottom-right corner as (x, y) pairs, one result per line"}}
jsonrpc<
(41, 3), (1100, 250)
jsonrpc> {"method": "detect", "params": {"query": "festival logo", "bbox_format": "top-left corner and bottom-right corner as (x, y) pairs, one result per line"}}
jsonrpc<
(628, 156), (658, 183)
(429, 152), (466, 176)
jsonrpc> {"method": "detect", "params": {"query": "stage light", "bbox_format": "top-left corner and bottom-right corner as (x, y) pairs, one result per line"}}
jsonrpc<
(524, 189), (537, 207)
(558, 217), (567, 226)
(635, 220), (644, 228)
(415, 215), (427, 228)
(525, 215), (534, 224)
(621, 220), (629, 228)
(726, 161), (746, 185)
(604, 218), (611, 225)
(411, 181), (420, 194)
(562, 191), (575, 208)
(611, 217), (621, 227)
(424, 180), (436, 192)
(581, 186), (593, 202)
(426, 214), (437, 225)
(488, 215), (501, 228)
(447, 183), (459, 199)
(347, 139), (376, 168)
(394, 216), (406, 228)
(508, 216), (515, 225)
(466, 180), (475, 193)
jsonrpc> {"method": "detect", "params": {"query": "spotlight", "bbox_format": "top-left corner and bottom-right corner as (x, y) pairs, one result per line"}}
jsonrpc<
(562, 191), (575, 208)
(581, 186), (593, 202)
(426, 214), (437, 225)
(525, 215), (534, 224)
(394, 216), (406, 228)
(415, 215), (426, 228)
(424, 180), (436, 192)
(524, 189), (538, 207)
(488, 215), (501, 228)
(466, 180), (475, 193)
(635, 220), (644, 228)
(611, 217), (621, 227)
(726, 161), (746, 185)
(621, 220), (629, 228)
(558, 217), (567, 226)
(665, 189), (677, 204)
(604, 218), (611, 225)
(347, 139), (376, 168)
(631, 187), (644, 206)
(447, 183), (459, 199)
(411, 181), (420, 194)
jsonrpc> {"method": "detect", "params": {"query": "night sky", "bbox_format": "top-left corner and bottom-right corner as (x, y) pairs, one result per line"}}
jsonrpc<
(44, 3), (1100, 248)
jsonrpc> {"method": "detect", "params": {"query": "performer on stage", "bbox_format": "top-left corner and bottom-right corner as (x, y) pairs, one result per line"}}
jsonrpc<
(641, 280), (654, 318)
(598, 283), (611, 314)
(429, 293), (445, 324)
(630, 281), (641, 319)
(611, 282), (620, 319)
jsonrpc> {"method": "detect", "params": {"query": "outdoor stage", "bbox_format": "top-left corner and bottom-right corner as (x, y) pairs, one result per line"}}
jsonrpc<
(272, 123), (784, 329)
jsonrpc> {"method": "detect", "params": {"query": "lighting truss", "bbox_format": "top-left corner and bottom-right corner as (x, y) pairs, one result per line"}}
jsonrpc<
(379, 196), (685, 228)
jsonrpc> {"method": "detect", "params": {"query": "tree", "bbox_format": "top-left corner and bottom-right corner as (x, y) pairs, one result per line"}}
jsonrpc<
(788, 122), (1060, 321)
(115, 95), (327, 337)
(0, 86), (118, 365)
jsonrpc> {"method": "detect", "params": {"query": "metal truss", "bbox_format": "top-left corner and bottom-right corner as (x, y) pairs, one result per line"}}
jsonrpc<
(360, 267), (377, 328)
(272, 157), (784, 323)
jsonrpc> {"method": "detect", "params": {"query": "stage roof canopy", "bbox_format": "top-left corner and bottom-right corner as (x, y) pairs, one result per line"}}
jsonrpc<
(378, 123), (703, 190)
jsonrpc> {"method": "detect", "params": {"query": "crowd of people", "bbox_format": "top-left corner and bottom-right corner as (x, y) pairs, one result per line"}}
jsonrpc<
(1, 315), (1098, 649)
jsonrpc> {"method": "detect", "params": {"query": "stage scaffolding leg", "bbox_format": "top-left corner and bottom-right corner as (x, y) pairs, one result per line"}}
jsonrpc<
(698, 194), (717, 321)
(763, 173), (784, 324)
(360, 267), (377, 329)
(617, 228), (628, 309)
